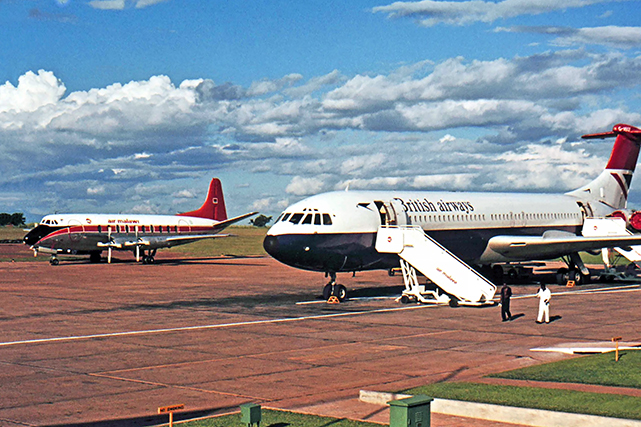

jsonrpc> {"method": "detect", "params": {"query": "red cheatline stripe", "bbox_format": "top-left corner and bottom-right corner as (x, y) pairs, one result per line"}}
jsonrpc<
(611, 172), (628, 199)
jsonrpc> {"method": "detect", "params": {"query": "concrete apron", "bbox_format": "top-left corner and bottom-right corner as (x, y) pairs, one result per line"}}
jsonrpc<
(360, 391), (641, 427)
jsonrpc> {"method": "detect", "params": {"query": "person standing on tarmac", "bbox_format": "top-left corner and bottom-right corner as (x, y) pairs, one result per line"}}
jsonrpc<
(536, 283), (551, 323)
(500, 283), (512, 321)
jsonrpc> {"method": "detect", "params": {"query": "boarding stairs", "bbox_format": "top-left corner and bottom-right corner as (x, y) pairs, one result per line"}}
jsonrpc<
(581, 217), (641, 267)
(375, 225), (496, 305)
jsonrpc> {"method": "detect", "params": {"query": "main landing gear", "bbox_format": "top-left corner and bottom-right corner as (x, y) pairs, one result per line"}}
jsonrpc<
(322, 272), (347, 302)
(49, 255), (59, 266)
(556, 253), (590, 286)
(141, 249), (157, 264)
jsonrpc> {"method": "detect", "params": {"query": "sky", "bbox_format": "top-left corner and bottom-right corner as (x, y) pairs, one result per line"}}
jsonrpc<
(2, 0), (641, 223)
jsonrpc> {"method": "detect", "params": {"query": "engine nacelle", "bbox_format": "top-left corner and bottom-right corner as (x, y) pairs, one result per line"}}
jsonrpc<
(630, 211), (641, 231)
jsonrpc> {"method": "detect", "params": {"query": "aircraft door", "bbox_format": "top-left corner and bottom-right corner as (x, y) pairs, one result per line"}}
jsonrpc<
(390, 199), (408, 226)
(374, 199), (408, 226)
(374, 201), (393, 225)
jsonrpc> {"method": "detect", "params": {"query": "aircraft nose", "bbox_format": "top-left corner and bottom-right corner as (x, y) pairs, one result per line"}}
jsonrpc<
(263, 234), (280, 259)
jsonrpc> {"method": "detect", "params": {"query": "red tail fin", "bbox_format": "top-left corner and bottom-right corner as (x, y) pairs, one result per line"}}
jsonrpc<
(177, 178), (228, 221)
(583, 124), (641, 171)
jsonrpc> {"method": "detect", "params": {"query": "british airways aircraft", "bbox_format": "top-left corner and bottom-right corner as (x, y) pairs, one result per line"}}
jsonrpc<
(264, 124), (641, 302)
(24, 178), (257, 265)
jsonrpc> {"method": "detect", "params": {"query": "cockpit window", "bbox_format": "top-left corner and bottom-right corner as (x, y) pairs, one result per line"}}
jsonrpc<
(289, 213), (304, 224)
(281, 213), (291, 222)
(302, 214), (313, 224)
(322, 214), (332, 225)
(314, 214), (321, 225)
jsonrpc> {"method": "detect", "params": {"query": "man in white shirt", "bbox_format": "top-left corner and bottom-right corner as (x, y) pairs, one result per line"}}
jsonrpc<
(536, 283), (551, 324)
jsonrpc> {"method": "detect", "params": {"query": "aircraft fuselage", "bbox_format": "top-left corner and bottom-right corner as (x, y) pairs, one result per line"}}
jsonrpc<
(263, 190), (603, 273)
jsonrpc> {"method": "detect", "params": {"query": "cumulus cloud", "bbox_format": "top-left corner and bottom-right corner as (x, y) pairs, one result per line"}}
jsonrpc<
(4, 47), (641, 219)
(285, 176), (327, 196)
(373, 0), (615, 27)
(0, 70), (65, 114)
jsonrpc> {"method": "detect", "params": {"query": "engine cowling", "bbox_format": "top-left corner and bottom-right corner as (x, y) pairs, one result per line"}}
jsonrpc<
(629, 211), (641, 231)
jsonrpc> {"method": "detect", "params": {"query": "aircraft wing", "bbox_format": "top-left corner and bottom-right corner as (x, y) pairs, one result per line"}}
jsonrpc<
(211, 211), (259, 230)
(487, 231), (641, 260)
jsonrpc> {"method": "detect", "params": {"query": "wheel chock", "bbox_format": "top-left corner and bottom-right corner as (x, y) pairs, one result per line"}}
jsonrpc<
(327, 296), (340, 304)
(566, 280), (575, 287)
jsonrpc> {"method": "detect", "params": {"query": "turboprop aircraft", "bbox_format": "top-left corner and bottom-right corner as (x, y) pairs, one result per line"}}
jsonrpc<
(24, 178), (257, 265)
(263, 124), (641, 305)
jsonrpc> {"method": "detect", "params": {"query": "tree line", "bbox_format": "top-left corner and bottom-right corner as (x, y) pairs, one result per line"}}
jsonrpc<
(0, 213), (26, 227)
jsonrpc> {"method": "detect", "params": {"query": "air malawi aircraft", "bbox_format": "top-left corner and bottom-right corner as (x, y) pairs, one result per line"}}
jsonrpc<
(24, 178), (257, 265)
(263, 124), (641, 303)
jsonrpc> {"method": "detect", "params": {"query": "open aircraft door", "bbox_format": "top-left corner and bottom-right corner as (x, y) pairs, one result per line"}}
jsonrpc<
(374, 199), (408, 226)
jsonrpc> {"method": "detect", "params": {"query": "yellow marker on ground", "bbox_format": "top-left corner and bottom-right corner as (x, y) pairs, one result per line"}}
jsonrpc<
(612, 336), (622, 361)
(158, 404), (185, 427)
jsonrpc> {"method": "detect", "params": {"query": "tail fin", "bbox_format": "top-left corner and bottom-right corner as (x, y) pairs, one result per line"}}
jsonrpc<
(177, 178), (228, 221)
(567, 124), (641, 209)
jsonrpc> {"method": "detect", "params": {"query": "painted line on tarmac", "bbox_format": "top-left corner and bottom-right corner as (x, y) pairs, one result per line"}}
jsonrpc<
(0, 304), (436, 348)
(511, 283), (641, 300)
(296, 296), (396, 305)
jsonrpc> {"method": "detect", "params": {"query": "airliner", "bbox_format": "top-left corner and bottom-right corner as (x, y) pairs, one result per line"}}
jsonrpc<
(263, 124), (641, 301)
(24, 178), (257, 265)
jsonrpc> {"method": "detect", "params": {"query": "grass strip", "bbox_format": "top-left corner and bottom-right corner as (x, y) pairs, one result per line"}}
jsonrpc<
(183, 408), (380, 427)
(488, 350), (641, 389)
(164, 226), (268, 257)
(406, 382), (641, 420)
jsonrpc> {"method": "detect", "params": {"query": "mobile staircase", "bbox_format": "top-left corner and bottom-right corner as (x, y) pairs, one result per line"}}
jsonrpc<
(375, 225), (496, 305)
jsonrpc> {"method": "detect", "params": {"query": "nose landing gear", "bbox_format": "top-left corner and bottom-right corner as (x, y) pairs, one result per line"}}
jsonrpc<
(322, 272), (347, 302)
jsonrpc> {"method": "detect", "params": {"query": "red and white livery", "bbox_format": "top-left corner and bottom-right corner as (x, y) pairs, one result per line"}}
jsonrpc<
(24, 178), (257, 265)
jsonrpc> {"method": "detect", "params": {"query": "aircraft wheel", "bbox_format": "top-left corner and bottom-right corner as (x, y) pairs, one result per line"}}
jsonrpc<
(50, 258), (59, 266)
(89, 252), (101, 263)
(148, 256), (155, 264)
(400, 295), (411, 304)
(322, 283), (333, 300)
(333, 284), (347, 301)
(569, 269), (584, 285)
(555, 267), (568, 285)
(507, 268), (518, 282)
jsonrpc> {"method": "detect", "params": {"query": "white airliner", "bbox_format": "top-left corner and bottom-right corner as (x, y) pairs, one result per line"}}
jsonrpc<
(264, 124), (641, 303)
(24, 178), (257, 265)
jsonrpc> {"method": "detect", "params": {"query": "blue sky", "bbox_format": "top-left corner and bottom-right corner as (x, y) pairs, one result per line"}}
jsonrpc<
(1, 0), (641, 222)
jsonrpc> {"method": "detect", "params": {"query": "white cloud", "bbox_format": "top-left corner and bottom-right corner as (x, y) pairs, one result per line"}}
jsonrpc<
(173, 189), (196, 199)
(87, 185), (106, 195)
(89, 0), (126, 10)
(285, 176), (326, 196)
(373, 0), (615, 27)
(89, 0), (169, 10)
(4, 48), (641, 220)
(0, 70), (65, 114)
(496, 26), (641, 49)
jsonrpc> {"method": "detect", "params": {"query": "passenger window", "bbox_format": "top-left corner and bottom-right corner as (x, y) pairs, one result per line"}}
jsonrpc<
(289, 213), (304, 224)
(302, 214), (313, 224)
(314, 214), (321, 225)
(322, 214), (332, 225)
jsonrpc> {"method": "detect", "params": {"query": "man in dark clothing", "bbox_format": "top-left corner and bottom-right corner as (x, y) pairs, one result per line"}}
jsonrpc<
(500, 284), (512, 321)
